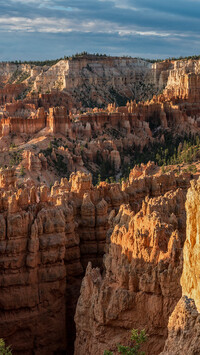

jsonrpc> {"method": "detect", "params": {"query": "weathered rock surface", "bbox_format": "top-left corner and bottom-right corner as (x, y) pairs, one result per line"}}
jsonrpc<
(160, 296), (200, 355)
(181, 179), (200, 312)
(0, 166), (192, 355)
(1, 76), (200, 189)
(2, 56), (200, 189)
(0, 56), (166, 107)
(74, 186), (188, 355)
(0, 171), (108, 354)
(1, 56), (200, 109)
(160, 178), (200, 354)
(1, 55), (200, 355)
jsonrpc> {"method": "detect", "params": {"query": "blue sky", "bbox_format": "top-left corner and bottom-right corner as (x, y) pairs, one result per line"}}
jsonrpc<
(0, 0), (200, 61)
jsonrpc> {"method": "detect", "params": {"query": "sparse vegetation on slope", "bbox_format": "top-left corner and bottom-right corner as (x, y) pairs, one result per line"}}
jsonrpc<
(104, 328), (148, 354)
(120, 133), (200, 180)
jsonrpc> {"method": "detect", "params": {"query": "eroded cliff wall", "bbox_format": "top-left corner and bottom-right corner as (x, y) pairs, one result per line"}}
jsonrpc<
(1, 57), (200, 108)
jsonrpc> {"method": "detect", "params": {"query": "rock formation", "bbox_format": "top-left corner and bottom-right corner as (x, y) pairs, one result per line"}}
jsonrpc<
(0, 56), (200, 109)
(0, 171), (107, 354)
(160, 296), (200, 355)
(0, 165), (193, 355)
(74, 170), (191, 355)
(160, 178), (200, 354)
(181, 179), (200, 311)
(1, 56), (200, 189)
(1, 55), (200, 355)
(0, 56), (166, 107)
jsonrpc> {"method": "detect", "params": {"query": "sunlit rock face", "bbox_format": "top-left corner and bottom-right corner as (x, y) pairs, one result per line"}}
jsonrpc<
(1, 57), (200, 108)
(160, 178), (200, 355)
(160, 296), (200, 355)
(0, 57), (166, 107)
(181, 178), (200, 312)
(74, 185), (187, 355)
(2, 58), (200, 190)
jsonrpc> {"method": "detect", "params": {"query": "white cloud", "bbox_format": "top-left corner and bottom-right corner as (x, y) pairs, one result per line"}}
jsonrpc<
(99, 0), (138, 11)
(0, 15), (197, 42)
(9, 0), (50, 3)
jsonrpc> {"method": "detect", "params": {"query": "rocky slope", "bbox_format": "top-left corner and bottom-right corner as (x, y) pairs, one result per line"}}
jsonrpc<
(160, 296), (200, 355)
(1, 96), (200, 188)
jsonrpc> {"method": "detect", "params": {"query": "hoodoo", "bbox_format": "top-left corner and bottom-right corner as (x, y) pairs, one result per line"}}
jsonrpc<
(0, 54), (200, 355)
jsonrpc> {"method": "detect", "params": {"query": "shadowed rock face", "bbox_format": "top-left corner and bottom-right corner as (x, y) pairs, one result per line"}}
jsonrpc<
(0, 172), (108, 355)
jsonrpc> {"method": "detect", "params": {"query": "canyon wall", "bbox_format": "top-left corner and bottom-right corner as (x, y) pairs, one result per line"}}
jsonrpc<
(1, 56), (200, 108)
(75, 174), (200, 355)
(0, 57), (166, 107)
(1, 98), (200, 139)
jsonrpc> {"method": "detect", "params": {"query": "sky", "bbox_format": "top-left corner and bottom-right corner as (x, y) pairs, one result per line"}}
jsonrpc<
(0, 0), (200, 61)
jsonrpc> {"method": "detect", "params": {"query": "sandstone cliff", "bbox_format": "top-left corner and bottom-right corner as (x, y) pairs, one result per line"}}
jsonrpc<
(1, 56), (200, 190)
(181, 178), (200, 311)
(1, 94), (200, 190)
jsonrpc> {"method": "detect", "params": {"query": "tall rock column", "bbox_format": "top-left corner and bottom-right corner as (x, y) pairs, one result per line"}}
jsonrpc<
(181, 179), (200, 311)
(160, 178), (200, 355)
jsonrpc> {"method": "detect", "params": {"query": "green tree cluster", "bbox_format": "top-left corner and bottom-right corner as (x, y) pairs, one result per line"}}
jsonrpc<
(119, 132), (200, 181)
(0, 339), (12, 355)
(103, 329), (147, 355)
